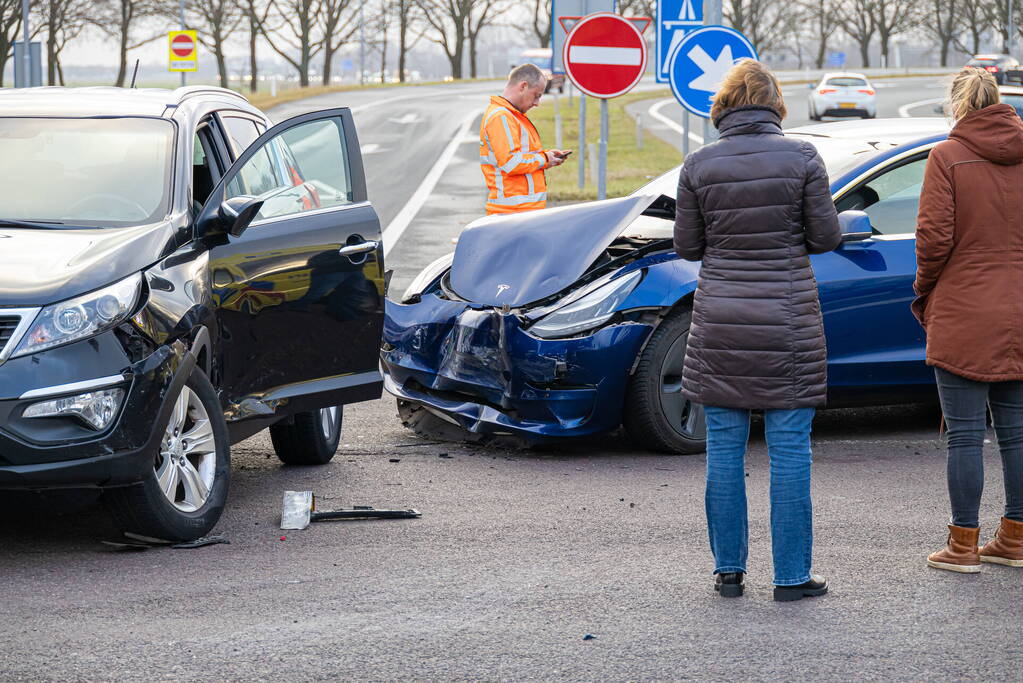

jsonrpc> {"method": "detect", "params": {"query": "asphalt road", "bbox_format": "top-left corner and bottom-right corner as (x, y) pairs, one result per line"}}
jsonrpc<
(4, 76), (1020, 681)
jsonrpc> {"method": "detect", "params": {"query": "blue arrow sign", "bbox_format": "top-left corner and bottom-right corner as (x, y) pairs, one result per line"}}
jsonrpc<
(668, 25), (759, 119)
(655, 0), (702, 83)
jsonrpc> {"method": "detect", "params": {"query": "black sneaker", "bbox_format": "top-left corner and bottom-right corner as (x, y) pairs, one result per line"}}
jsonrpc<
(773, 575), (828, 602)
(714, 572), (745, 598)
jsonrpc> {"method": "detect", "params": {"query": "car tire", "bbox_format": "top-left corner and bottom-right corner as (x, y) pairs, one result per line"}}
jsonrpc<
(809, 103), (820, 121)
(269, 406), (342, 466)
(104, 367), (230, 542)
(623, 308), (706, 455)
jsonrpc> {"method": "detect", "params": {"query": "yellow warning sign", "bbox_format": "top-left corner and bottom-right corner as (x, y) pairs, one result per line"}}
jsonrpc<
(168, 30), (197, 72)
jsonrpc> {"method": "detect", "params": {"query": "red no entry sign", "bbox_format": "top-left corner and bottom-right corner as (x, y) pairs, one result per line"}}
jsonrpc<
(563, 13), (649, 99)
(171, 33), (195, 58)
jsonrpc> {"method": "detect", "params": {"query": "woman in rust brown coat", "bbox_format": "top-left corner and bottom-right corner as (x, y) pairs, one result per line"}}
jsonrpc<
(916, 67), (1023, 573)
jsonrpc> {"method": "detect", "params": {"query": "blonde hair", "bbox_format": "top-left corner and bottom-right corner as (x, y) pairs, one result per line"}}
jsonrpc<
(710, 59), (787, 123)
(948, 67), (1000, 122)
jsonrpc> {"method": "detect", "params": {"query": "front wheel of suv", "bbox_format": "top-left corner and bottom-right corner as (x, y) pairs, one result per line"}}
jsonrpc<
(104, 367), (231, 542)
(269, 406), (342, 466)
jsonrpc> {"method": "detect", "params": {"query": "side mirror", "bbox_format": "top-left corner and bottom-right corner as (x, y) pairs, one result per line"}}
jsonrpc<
(838, 210), (873, 242)
(201, 195), (264, 238)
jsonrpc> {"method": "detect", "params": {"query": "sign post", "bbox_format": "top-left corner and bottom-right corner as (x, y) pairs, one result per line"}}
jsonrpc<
(562, 12), (649, 200)
(168, 30), (198, 80)
(667, 25), (758, 146)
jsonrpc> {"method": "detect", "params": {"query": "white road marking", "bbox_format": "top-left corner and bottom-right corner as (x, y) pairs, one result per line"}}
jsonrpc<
(648, 99), (704, 145)
(899, 97), (944, 118)
(381, 108), (481, 258)
(388, 112), (423, 125)
(568, 46), (642, 66)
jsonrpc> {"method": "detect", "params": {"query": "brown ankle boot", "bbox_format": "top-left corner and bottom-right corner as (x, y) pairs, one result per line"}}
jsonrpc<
(979, 517), (1023, 567)
(927, 525), (981, 573)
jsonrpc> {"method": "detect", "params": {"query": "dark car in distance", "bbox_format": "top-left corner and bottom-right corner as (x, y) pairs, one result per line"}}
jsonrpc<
(967, 53), (1020, 83)
(0, 86), (384, 541)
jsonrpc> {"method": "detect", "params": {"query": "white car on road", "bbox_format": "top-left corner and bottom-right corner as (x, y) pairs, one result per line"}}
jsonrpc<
(809, 72), (877, 120)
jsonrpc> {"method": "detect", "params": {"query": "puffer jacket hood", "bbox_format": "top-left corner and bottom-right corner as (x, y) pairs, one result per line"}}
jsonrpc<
(949, 103), (1023, 165)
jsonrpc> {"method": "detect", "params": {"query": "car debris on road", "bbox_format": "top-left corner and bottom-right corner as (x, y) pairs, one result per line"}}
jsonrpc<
(280, 490), (421, 530)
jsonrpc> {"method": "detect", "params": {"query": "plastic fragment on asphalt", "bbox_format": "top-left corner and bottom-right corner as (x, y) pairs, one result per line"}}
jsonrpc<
(171, 535), (230, 549)
(439, 453), (452, 458)
(280, 536), (287, 541)
(389, 458), (401, 463)
(583, 634), (597, 641)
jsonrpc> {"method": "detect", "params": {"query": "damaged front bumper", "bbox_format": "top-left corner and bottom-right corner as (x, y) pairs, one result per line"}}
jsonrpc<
(381, 294), (653, 440)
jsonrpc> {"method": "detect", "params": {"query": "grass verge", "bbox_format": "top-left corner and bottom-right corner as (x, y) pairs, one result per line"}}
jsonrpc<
(530, 88), (679, 203)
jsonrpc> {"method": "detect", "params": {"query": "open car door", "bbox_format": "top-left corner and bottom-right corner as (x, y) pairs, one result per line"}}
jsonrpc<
(196, 107), (384, 425)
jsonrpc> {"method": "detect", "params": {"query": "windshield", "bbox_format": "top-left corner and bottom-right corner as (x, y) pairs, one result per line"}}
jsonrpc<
(0, 117), (174, 227)
(633, 136), (885, 201)
(825, 77), (867, 87)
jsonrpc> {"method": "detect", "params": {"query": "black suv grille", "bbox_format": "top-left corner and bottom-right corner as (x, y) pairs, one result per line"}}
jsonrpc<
(0, 315), (21, 352)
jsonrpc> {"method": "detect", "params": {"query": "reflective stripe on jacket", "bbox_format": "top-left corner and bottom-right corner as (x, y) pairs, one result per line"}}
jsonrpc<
(480, 96), (548, 214)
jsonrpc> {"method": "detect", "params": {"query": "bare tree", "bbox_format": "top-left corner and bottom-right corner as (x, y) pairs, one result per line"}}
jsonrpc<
(801, 0), (841, 68)
(871, 0), (917, 67)
(953, 0), (986, 55)
(0, 0), (23, 87)
(319, 0), (358, 85)
(724, 0), (794, 53)
(37, 0), (90, 85)
(466, 0), (507, 78)
(263, 0), (322, 86)
(237, 0), (273, 93)
(922, 0), (959, 66)
(369, 0), (390, 83)
(418, 0), (472, 79)
(394, 0), (423, 82)
(92, 1), (161, 87)
(186, 0), (242, 88)
(520, 0), (549, 47)
(838, 0), (876, 67)
(981, 0), (1023, 53)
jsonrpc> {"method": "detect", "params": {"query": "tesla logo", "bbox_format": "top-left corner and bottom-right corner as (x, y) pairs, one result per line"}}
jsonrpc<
(496, 284), (510, 296)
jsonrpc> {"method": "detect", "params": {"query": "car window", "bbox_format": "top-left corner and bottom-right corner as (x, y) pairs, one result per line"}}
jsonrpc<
(225, 117), (353, 223)
(825, 77), (867, 87)
(1001, 93), (1023, 118)
(0, 116), (174, 227)
(221, 116), (261, 158)
(834, 154), (929, 235)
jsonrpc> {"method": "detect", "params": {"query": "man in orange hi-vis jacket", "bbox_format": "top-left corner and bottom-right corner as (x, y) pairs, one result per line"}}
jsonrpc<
(480, 64), (572, 215)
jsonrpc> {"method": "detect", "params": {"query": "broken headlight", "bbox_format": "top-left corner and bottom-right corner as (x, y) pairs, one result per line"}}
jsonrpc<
(12, 273), (142, 357)
(402, 252), (455, 302)
(529, 270), (642, 339)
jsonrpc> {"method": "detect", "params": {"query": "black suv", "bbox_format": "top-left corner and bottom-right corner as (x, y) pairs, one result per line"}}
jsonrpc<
(0, 86), (384, 541)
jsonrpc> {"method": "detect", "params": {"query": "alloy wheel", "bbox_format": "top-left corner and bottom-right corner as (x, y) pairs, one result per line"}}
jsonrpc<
(659, 333), (706, 442)
(154, 386), (217, 512)
(320, 406), (340, 440)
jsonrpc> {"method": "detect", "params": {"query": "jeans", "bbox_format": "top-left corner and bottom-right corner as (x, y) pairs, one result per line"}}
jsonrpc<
(934, 367), (1023, 528)
(704, 405), (816, 586)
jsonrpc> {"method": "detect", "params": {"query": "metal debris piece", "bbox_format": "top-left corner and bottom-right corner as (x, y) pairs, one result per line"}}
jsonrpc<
(280, 490), (421, 530)
(171, 535), (230, 549)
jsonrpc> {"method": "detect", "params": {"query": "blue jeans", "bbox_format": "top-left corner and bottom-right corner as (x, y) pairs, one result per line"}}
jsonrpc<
(704, 405), (816, 586)
(934, 367), (1023, 528)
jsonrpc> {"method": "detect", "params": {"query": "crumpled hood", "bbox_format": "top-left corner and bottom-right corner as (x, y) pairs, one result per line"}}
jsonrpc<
(950, 103), (1023, 165)
(0, 223), (176, 306)
(449, 195), (656, 307)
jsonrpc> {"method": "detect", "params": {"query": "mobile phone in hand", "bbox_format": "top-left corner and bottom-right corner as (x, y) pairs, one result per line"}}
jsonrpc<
(557, 150), (573, 158)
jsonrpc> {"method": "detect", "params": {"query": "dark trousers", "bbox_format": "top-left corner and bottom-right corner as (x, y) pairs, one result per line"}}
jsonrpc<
(934, 367), (1023, 527)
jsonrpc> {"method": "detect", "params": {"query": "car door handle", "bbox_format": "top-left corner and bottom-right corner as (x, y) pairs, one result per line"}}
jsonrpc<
(338, 240), (379, 258)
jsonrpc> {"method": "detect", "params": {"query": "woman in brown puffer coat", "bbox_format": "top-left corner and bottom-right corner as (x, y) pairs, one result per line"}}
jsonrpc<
(916, 67), (1023, 573)
(674, 60), (841, 601)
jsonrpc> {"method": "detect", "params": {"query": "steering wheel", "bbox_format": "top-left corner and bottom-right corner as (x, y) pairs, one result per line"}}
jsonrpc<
(67, 193), (149, 220)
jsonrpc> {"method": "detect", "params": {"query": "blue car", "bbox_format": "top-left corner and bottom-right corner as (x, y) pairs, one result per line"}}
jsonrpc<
(381, 118), (950, 453)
